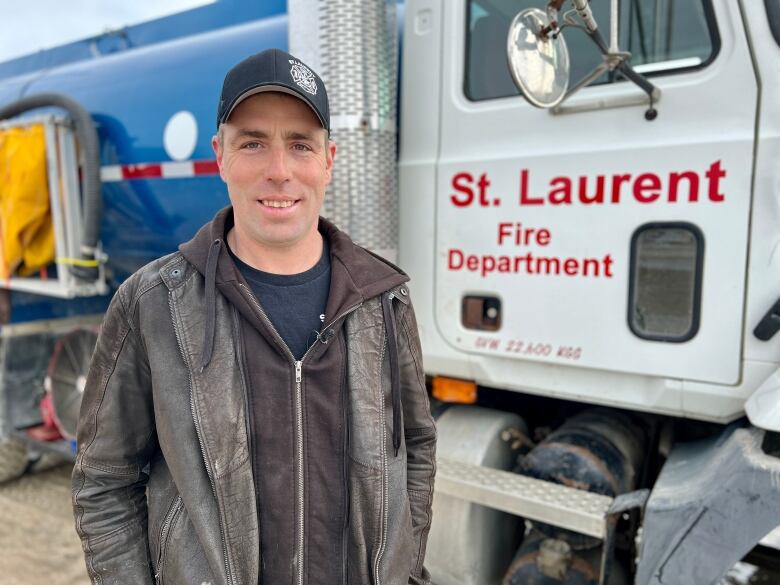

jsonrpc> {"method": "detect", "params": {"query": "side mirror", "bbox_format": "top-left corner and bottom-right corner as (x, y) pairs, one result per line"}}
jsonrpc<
(506, 7), (570, 108)
(506, 0), (661, 118)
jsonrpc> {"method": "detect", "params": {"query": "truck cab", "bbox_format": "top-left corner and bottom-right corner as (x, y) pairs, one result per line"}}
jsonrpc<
(399, 0), (780, 583)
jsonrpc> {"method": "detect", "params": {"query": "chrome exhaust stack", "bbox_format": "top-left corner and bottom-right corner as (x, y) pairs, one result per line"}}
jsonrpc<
(289, 0), (399, 261)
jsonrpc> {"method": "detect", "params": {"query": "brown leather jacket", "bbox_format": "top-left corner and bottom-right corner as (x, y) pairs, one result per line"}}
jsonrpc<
(72, 209), (437, 585)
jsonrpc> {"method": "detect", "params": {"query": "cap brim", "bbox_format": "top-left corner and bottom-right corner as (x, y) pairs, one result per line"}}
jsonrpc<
(221, 84), (328, 132)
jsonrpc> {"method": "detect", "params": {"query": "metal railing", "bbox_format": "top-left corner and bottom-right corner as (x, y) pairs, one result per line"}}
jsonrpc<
(0, 115), (107, 298)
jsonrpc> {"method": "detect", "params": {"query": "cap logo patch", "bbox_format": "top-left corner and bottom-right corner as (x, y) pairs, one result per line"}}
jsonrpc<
(289, 59), (317, 96)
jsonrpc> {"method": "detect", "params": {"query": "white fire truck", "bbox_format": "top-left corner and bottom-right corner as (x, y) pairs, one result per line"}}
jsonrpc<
(395, 0), (780, 582)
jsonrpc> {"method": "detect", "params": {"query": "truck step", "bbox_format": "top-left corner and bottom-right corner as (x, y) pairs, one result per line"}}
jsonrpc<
(436, 457), (614, 538)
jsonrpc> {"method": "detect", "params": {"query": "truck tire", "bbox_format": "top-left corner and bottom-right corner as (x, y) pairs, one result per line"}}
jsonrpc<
(0, 436), (29, 483)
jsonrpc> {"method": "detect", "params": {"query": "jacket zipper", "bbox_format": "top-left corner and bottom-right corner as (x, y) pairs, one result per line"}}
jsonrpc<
(170, 295), (235, 585)
(340, 334), (350, 585)
(294, 359), (305, 585)
(372, 292), (395, 585)
(155, 495), (183, 585)
(239, 282), (362, 585)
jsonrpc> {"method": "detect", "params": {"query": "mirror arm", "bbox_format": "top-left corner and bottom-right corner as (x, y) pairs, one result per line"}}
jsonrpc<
(609, 0), (619, 52)
(588, 27), (661, 120)
(616, 63), (660, 120)
(572, 0), (599, 32)
(616, 63), (659, 100)
(590, 27), (611, 54)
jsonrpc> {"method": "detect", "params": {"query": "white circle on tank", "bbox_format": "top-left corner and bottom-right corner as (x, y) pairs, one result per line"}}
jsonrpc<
(163, 111), (198, 161)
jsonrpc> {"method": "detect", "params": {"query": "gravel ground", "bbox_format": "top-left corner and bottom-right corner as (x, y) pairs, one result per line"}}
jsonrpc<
(0, 464), (89, 585)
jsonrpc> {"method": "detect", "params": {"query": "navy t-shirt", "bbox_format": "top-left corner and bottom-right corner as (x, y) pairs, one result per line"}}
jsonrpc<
(230, 242), (331, 360)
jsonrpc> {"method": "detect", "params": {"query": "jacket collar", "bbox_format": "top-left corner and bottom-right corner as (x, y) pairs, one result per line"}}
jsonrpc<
(178, 206), (409, 364)
(318, 215), (409, 323)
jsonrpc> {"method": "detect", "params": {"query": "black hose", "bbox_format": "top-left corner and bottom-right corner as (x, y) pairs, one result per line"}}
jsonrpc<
(0, 93), (101, 281)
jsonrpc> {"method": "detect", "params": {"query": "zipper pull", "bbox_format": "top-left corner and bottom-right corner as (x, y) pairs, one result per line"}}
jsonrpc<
(295, 360), (302, 384)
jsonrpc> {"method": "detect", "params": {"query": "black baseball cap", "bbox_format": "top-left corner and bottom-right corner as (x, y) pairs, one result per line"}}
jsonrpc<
(217, 48), (330, 133)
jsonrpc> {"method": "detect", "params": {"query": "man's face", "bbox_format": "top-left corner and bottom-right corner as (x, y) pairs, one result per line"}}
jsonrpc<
(212, 92), (335, 250)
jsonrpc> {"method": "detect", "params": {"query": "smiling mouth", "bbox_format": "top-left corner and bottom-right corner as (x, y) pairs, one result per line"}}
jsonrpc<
(259, 199), (297, 209)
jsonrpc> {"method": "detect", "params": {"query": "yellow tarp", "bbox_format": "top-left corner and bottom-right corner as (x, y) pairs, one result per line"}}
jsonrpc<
(0, 124), (55, 279)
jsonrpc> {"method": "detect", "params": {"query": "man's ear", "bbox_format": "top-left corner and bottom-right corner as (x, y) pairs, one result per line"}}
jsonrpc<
(211, 134), (226, 182)
(325, 140), (337, 183)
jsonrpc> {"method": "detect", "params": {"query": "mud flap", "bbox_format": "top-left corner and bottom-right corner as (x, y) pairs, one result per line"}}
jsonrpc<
(635, 423), (780, 584)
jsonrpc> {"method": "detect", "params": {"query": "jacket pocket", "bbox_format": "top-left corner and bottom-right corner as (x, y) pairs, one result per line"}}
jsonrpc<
(373, 456), (414, 585)
(155, 495), (183, 585)
(155, 497), (216, 585)
(347, 456), (383, 585)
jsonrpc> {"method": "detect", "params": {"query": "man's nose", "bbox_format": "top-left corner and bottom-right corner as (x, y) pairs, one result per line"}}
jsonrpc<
(264, 147), (291, 183)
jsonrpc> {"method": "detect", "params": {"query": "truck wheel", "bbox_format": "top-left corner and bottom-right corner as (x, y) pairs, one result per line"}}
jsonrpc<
(47, 328), (97, 439)
(0, 436), (29, 483)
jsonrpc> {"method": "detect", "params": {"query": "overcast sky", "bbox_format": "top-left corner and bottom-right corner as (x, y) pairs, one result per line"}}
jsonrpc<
(0, 0), (215, 64)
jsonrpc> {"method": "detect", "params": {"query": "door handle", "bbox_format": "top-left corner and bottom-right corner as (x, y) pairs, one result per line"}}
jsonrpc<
(754, 298), (780, 341)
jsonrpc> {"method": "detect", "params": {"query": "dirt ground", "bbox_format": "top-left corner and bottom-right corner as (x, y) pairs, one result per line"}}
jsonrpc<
(0, 464), (777, 585)
(0, 464), (89, 585)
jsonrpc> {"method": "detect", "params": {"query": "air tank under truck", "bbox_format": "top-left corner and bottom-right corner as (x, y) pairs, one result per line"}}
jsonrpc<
(1, 0), (779, 584)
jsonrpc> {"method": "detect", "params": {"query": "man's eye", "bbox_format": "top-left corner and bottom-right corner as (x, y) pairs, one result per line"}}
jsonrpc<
(293, 143), (312, 152)
(242, 142), (260, 150)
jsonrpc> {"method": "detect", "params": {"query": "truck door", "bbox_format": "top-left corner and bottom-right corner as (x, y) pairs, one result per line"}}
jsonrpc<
(435, 0), (756, 384)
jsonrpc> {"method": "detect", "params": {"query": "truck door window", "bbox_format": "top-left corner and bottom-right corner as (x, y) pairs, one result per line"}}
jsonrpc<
(628, 224), (703, 342)
(767, 0), (780, 46)
(465, 0), (719, 101)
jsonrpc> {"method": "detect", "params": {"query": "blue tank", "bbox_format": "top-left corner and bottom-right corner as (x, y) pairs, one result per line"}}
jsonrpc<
(0, 2), (289, 323)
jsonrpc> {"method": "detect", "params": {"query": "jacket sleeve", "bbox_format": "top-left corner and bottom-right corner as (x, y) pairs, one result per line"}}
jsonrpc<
(72, 284), (158, 585)
(397, 293), (437, 584)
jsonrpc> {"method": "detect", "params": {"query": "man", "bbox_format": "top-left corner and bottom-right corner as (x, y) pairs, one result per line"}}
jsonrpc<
(72, 48), (436, 585)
